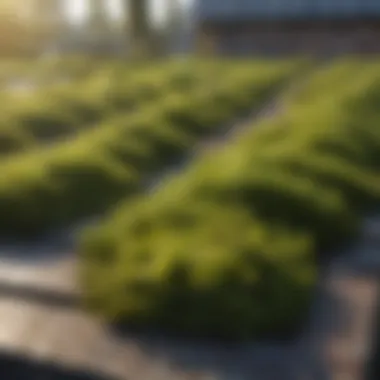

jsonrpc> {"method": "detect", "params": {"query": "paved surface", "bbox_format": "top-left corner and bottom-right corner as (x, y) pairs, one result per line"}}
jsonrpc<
(0, 250), (377, 380)
(0, 296), (295, 380)
(300, 263), (379, 380)
(0, 258), (77, 295)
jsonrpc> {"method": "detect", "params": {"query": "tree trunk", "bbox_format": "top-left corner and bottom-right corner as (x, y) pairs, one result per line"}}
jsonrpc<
(86, 0), (111, 55)
(165, 0), (183, 55)
(128, 0), (152, 59)
(87, 0), (109, 31)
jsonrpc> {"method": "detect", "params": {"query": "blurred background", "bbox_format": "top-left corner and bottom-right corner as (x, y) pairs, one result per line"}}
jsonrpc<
(2, 0), (380, 59)
(0, 0), (194, 58)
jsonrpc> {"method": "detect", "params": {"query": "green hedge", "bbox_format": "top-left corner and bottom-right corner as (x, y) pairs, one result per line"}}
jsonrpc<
(80, 206), (315, 340)
(0, 59), (291, 155)
(78, 60), (380, 340)
(0, 59), (302, 236)
(0, 62), (216, 155)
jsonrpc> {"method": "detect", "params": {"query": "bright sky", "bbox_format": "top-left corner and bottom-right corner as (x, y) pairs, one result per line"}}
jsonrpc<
(67, 0), (191, 24)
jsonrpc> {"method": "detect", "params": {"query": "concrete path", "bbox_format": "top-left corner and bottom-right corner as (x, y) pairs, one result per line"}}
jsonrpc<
(0, 296), (292, 380)
(298, 263), (379, 380)
(0, 248), (377, 380)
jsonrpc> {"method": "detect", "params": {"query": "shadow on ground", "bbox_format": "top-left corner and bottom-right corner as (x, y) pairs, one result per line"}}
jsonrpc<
(0, 217), (101, 264)
(0, 350), (117, 380)
(107, 325), (302, 380)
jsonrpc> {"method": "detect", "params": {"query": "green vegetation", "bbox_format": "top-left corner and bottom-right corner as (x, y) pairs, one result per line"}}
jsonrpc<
(79, 60), (380, 340)
(7, 57), (379, 342)
(0, 59), (302, 236)
(0, 61), (218, 154)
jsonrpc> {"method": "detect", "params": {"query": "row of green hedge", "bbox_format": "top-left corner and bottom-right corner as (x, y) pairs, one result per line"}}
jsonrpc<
(0, 59), (303, 237)
(0, 59), (288, 154)
(0, 61), (222, 155)
(78, 60), (380, 341)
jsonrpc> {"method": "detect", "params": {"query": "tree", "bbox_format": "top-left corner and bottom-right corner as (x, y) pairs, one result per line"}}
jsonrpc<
(164, 0), (185, 54)
(85, 0), (113, 54)
(127, 0), (152, 59)
(87, 0), (110, 34)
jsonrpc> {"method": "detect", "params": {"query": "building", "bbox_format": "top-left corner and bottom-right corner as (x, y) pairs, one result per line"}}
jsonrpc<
(195, 0), (380, 56)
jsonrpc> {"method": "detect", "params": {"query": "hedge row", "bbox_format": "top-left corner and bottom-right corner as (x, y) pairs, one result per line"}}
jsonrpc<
(78, 60), (380, 341)
(0, 59), (285, 154)
(286, 58), (378, 104)
(0, 59), (303, 237)
(0, 61), (222, 155)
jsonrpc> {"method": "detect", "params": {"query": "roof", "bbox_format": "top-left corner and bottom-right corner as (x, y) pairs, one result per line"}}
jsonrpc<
(195, 0), (380, 21)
